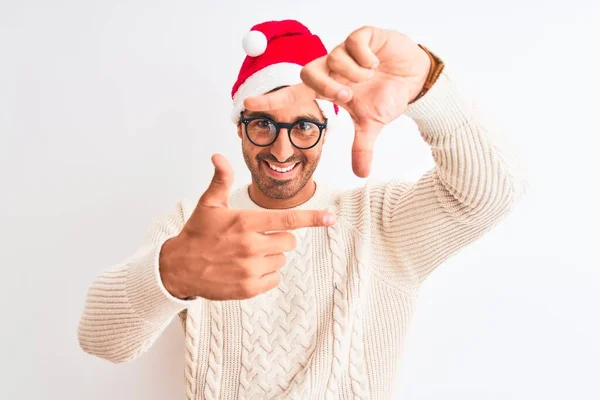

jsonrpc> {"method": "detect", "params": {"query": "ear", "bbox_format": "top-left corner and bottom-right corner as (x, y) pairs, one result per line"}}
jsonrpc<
(237, 124), (242, 139)
(322, 129), (327, 145)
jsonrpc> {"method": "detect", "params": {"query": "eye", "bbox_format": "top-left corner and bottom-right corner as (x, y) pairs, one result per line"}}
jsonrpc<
(256, 119), (271, 128)
(297, 121), (312, 131)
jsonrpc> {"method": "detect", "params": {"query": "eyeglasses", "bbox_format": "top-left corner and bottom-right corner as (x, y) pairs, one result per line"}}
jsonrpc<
(240, 112), (327, 150)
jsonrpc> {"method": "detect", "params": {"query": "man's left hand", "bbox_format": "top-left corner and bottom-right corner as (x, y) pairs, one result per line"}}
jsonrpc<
(244, 26), (431, 177)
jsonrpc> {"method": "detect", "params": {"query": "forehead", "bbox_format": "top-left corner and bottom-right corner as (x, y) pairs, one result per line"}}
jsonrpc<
(244, 100), (324, 122)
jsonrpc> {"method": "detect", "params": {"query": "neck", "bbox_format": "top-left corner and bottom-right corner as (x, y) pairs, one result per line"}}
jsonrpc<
(248, 180), (317, 209)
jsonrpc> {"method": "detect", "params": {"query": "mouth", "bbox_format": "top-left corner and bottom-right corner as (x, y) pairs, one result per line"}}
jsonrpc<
(262, 160), (301, 180)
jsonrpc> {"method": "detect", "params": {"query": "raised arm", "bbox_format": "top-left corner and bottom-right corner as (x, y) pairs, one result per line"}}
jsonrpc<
(242, 26), (527, 287)
(77, 154), (337, 363)
(370, 66), (527, 286)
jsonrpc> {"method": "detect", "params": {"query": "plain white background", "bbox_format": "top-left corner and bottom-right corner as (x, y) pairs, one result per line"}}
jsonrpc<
(1, 0), (599, 398)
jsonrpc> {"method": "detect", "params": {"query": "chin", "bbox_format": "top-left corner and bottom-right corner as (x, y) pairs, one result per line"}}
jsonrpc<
(256, 173), (308, 200)
(259, 180), (299, 200)
(248, 156), (316, 200)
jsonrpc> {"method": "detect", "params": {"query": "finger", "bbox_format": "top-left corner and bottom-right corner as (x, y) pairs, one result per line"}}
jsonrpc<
(218, 253), (286, 280)
(344, 26), (381, 69)
(236, 231), (296, 256)
(200, 266), (281, 300)
(255, 271), (281, 293)
(351, 124), (383, 178)
(242, 208), (336, 232)
(261, 231), (297, 255)
(237, 273), (281, 299)
(199, 153), (234, 207)
(243, 83), (315, 111)
(300, 57), (354, 103)
(327, 45), (375, 83)
(259, 253), (287, 276)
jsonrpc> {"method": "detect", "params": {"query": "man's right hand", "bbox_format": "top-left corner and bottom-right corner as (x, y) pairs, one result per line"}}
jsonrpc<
(158, 153), (336, 301)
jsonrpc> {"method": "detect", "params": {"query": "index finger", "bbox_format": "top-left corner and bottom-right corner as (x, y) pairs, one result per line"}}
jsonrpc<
(241, 209), (336, 232)
(243, 83), (316, 112)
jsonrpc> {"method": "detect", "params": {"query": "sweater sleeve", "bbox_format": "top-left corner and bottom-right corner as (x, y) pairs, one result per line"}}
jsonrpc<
(370, 65), (528, 287)
(77, 201), (197, 363)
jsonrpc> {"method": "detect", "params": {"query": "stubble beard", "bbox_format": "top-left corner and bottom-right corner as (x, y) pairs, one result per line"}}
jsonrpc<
(243, 150), (320, 200)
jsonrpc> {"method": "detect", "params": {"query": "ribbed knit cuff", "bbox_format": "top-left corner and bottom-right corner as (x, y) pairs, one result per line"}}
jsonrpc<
(126, 239), (195, 324)
(404, 70), (475, 139)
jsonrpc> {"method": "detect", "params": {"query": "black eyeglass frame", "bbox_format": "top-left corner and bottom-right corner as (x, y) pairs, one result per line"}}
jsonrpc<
(239, 111), (328, 150)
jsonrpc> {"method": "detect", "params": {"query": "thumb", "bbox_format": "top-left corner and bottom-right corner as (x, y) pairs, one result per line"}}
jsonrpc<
(199, 153), (234, 207)
(351, 122), (383, 178)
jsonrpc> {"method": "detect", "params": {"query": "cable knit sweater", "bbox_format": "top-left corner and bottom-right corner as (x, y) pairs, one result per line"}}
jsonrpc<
(78, 67), (527, 399)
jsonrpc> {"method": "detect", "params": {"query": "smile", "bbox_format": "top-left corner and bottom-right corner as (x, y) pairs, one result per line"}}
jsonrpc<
(267, 162), (297, 173)
(263, 161), (300, 178)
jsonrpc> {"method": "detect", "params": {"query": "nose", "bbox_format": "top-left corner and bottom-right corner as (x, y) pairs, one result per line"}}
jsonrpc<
(269, 128), (295, 162)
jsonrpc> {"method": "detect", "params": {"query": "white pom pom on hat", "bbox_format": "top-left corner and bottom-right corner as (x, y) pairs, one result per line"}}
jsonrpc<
(242, 30), (268, 57)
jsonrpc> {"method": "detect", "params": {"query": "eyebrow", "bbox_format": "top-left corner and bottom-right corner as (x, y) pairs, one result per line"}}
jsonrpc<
(244, 111), (324, 123)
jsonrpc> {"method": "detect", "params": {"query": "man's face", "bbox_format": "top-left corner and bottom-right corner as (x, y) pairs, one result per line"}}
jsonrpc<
(238, 98), (326, 200)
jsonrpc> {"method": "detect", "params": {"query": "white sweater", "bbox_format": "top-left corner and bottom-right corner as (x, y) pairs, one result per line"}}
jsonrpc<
(78, 68), (527, 399)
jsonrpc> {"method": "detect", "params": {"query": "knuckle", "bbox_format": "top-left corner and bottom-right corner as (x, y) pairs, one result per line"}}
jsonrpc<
(268, 273), (282, 289)
(313, 212), (322, 227)
(346, 33), (361, 48)
(274, 254), (287, 268)
(287, 233), (298, 250)
(327, 48), (344, 69)
(234, 216), (250, 231)
(237, 265), (255, 279)
(347, 26), (372, 48)
(358, 25), (375, 34)
(238, 280), (260, 298)
(264, 215), (276, 231)
(210, 174), (224, 187)
(299, 67), (312, 83)
(283, 211), (298, 230)
(327, 58), (343, 74)
(278, 233), (297, 252)
(237, 236), (256, 256)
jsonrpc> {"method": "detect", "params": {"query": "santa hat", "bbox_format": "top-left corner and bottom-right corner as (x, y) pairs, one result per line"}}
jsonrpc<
(230, 19), (339, 124)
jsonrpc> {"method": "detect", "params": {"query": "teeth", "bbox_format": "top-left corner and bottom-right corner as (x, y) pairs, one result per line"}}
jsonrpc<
(268, 162), (296, 173)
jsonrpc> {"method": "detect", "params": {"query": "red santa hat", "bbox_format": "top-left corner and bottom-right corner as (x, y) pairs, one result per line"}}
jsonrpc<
(230, 19), (339, 124)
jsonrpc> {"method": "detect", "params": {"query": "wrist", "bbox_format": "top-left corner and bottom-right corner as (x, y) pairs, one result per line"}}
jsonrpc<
(409, 46), (431, 103)
(409, 44), (445, 104)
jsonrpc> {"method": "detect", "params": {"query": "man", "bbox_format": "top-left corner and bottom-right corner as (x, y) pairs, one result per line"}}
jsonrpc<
(78, 19), (526, 399)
